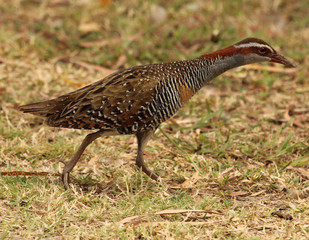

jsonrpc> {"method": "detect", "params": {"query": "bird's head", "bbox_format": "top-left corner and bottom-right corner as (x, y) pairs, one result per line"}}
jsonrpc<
(233, 38), (295, 68)
(201, 38), (295, 68)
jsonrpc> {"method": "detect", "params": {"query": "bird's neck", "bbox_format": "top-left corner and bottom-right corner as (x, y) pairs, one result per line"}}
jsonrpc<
(189, 46), (248, 91)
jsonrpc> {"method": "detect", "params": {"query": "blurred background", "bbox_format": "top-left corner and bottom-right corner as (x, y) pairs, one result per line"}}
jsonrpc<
(1, 0), (306, 69)
(0, 0), (308, 238)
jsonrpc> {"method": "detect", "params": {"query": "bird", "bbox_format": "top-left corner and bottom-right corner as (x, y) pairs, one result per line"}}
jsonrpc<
(19, 38), (295, 189)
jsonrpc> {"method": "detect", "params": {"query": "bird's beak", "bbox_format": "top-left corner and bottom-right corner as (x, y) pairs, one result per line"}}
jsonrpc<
(270, 54), (295, 68)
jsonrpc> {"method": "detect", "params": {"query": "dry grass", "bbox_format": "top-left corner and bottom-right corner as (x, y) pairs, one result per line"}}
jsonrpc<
(1, 0), (309, 239)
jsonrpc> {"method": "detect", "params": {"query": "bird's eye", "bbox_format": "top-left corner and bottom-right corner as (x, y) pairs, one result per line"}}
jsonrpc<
(259, 48), (267, 54)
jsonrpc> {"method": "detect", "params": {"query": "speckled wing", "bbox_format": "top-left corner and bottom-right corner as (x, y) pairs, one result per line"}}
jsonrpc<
(47, 64), (165, 131)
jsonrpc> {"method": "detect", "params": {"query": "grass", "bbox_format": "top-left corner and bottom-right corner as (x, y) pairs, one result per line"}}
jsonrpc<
(1, 0), (309, 239)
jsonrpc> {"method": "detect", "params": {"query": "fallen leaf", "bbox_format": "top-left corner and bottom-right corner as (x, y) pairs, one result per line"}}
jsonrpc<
(78, 22), (101, 32)
(228, 191), (250, 197)
(154, 209), (208, 215)
(114, 54), (127, 69)
(117, 209), (222, 225)
(170, 171), (199, 189)
(137, 221), (212, 226)
(250, 190), (266, 196)
(88, 156), (99, 166)
(62, 76), (89, 87)
(117, 215), (142, 225)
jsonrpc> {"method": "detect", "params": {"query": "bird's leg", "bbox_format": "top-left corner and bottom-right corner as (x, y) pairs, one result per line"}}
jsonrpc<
(135, 129), (159, 181)
(61, 130), (115, 189)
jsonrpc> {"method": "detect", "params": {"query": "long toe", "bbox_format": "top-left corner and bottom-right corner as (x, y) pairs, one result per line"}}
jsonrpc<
(61, 171), (70, 190)
(149, 172), (159, 181)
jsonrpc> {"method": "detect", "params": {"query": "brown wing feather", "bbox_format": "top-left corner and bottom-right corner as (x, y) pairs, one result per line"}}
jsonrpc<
(45, 65), (163, 129)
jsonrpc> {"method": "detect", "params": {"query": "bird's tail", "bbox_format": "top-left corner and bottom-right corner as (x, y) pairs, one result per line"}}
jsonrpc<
(18, 99), (61, 117)
(19, 82), (97, 119)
